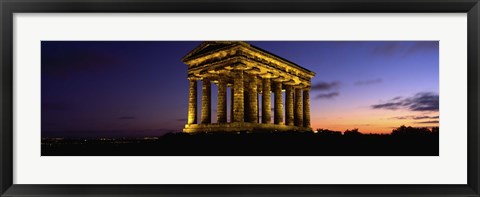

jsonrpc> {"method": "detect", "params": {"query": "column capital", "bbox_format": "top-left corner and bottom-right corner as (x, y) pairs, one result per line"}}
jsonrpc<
(231, 63), (249, 70)
(244, 67), (261, 75)
(283, 79), (298, 86)
(293, 84), (307, 90)
(187, 76), (201, 81)
(272, 76), (288, 83)
(258, 72), (279, 79)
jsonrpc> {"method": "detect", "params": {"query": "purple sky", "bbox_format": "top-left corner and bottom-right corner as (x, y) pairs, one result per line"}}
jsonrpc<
(41, 41), (439, 138)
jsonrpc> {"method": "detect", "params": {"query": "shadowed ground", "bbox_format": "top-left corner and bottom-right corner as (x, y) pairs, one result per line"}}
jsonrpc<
(42, 128), (438, 156)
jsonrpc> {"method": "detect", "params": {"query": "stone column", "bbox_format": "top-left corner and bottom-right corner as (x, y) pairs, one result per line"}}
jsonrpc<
(217, 78), (227, 123)
(257, 94), (260, 123)
(303, 89), (311, 128)
(230, 87), (234, 123)
(257, 82), (262, 123)
(273, 81), (283, 125)
(244, 89), (250, 122)
(187, 79), (197, 124)
(285, 85), (294, 126)
(294, 88), (303, 126)
(201, 78), (211, 124)
(248, 74), (258, 123)
(233, 70), (244, 122)
(262, 78), (271, 124)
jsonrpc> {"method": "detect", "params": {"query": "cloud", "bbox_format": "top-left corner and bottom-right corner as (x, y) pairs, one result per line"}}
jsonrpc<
(118, 116), (136, 120)
(415, 116), (439, 119)
(392, 96), (402, 101)
(392, 115), (439, 120)
(315, 92), (339, 99)
(371, 102), (404, 110)
(405, 92), (439, 111)
(372, 92), (439, 112)
(415, 120), (439, 124)
(311, 81), (340, 100)
(311, 81), (340, 91)
(354, 78), (383, 86)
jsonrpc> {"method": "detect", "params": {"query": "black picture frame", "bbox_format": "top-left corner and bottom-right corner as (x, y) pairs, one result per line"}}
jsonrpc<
(1, 0), (479, 196)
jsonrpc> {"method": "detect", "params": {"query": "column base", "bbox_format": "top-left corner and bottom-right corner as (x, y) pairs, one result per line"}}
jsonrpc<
(183, 123), (312, 133)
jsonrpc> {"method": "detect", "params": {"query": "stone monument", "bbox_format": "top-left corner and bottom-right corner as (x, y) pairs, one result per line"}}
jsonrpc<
(182, 41), (315, 133)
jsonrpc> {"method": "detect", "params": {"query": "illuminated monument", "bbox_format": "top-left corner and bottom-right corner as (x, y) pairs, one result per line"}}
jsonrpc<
(182, 41), (315, 133)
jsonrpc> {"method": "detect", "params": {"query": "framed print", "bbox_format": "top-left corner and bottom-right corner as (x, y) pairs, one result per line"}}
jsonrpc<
(40, 40), (440, 157)
(1, 0), (479, 196)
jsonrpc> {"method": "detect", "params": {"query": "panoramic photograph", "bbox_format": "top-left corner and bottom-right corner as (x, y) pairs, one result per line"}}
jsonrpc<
(41, 41), (439, 156)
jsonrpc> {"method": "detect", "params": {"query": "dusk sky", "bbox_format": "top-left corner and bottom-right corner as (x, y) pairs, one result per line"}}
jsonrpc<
(41, 41), (439, 138)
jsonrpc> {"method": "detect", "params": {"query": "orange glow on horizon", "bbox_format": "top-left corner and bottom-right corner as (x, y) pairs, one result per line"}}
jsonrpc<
(311, 108), (439, 134)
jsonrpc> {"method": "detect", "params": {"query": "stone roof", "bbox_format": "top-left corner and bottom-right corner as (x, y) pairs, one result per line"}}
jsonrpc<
(182, 41), (314, 74)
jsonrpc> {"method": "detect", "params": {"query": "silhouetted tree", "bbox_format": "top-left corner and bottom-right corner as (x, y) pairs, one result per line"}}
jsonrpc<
(431, 127), (439, 134)
(391, 125), (432, 136)
(316, 128), (342, 136)
(344, 128), (362, 136)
